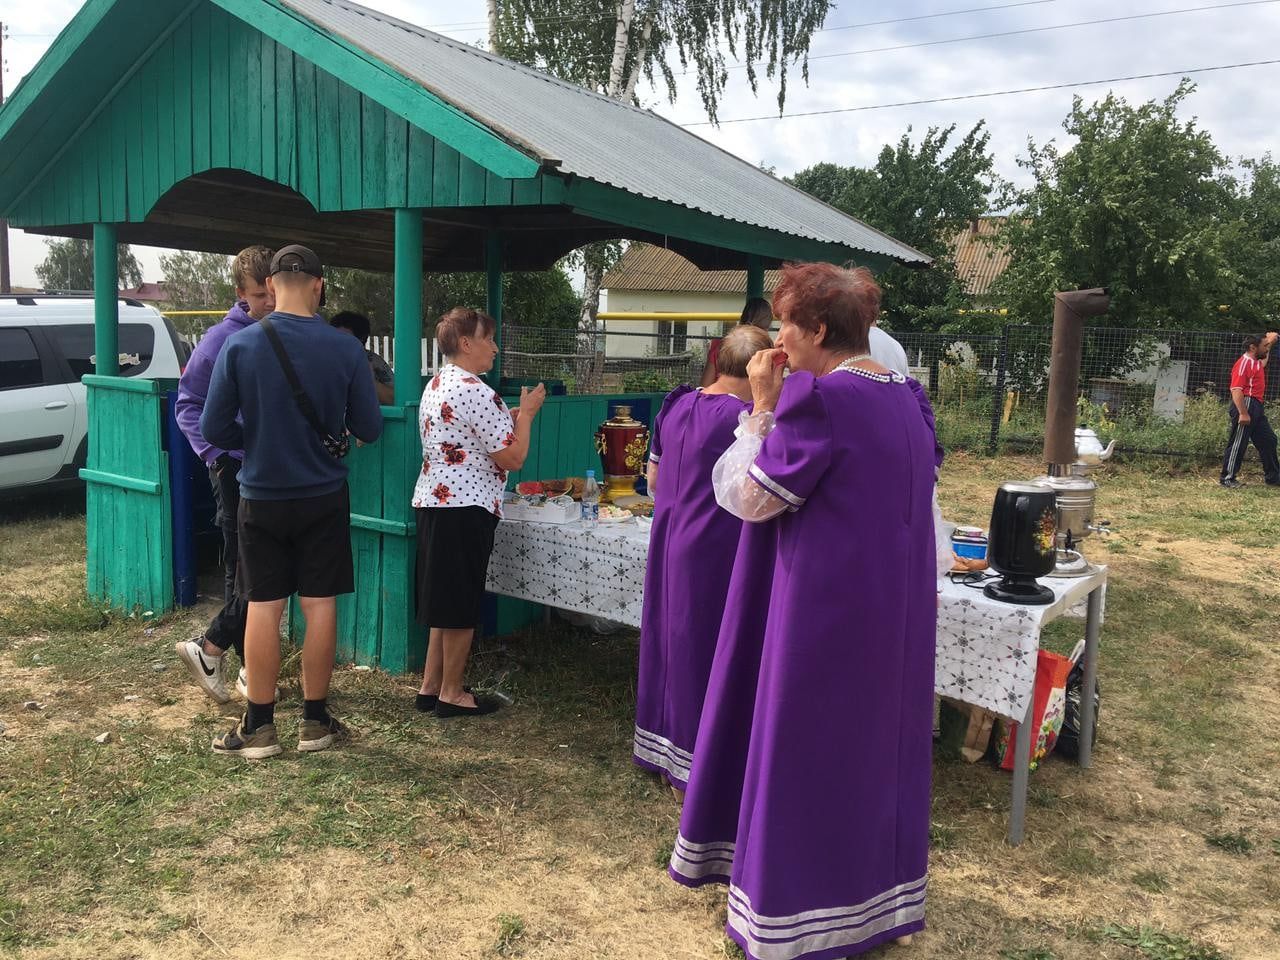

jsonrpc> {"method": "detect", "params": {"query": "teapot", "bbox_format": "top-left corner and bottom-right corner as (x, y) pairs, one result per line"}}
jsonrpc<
(1074, 427), (1116, 465)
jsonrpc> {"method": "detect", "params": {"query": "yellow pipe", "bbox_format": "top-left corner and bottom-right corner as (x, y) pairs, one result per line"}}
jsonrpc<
(598, 311), (742, 323)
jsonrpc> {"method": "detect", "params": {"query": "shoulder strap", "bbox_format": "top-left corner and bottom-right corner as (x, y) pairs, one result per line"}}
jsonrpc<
(259, 317), (331, 440)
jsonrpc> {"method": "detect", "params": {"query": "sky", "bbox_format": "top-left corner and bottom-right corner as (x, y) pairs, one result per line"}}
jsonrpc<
(3, 0), (1278, 288)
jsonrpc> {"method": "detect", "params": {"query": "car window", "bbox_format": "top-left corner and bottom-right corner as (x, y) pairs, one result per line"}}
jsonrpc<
(0, 328), (45, 390)
(46, 323), (156, 379)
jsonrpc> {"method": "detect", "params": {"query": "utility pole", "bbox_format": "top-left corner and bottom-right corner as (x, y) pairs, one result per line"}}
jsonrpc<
(0, 21), (11, 293)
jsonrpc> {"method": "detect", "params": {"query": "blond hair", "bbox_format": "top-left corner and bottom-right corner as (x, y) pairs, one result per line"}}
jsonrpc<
(717, 324), (773, 378)
(231, 245), (274, 291)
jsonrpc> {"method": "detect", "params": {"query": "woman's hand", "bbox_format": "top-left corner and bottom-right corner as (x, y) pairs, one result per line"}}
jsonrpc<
(747, 349), (786, 414)
(519, 384), (547, 419)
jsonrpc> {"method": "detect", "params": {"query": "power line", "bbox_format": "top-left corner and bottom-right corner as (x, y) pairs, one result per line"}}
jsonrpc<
(682, 58), (1280, 125)
(712, 0), (1280, 72)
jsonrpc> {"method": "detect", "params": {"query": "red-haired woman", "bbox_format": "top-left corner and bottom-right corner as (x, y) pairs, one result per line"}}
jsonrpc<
(412, 308), (545, 717)
(670, 264), (940, 958)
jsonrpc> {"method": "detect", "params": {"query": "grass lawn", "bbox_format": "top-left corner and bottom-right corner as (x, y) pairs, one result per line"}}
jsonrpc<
(1, 456), (1278, 960)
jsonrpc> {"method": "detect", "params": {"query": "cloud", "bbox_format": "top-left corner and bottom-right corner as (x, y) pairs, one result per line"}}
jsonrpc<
(4, 0), (1277, 286)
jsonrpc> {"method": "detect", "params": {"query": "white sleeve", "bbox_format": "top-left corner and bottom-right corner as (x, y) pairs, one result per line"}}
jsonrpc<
(712, 410), (790, 522)
(933, 487), (953, 589)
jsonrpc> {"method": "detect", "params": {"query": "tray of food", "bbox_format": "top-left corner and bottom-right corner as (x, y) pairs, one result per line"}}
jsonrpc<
(504, 485), (580, 523)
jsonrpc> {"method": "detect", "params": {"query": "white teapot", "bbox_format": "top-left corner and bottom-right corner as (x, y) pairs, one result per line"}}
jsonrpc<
(1074, 427), (1116, 464)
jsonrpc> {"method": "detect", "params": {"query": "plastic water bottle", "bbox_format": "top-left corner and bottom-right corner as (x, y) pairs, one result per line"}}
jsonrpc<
(582, 470), (600, 527)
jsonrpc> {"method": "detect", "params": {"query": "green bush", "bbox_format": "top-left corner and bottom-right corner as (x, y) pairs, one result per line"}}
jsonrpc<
(621, 369), (681, 394)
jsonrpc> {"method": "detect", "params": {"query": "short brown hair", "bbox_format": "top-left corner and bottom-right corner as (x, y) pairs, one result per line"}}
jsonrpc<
(717, 324), (773, 377)
(232, 245), (274, 290)
(436, 307), (496, 357)
(772, 262), (881, 354)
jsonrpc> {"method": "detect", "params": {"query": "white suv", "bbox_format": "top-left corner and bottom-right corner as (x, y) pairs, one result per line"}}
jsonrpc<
(0, 295), (189, 497)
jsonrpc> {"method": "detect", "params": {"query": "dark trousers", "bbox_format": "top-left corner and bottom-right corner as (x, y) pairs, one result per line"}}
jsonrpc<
(1221, 397), (1279, 483)
(205, 461), (247, 658)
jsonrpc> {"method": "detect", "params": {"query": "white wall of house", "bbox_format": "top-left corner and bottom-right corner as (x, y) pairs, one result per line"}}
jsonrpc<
(601, 289), (760, 358)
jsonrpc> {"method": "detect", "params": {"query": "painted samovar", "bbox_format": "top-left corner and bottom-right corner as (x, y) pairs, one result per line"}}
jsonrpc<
(595, 405), (650, 499)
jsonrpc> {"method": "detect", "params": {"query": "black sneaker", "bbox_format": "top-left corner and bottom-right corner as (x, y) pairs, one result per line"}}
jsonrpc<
(211, 718), (281, 759)
(1220, 478), (1243, 489)
(298, 714), (352, 752)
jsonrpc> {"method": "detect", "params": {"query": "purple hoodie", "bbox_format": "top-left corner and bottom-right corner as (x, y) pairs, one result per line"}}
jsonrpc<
(175, 302), (255, 465)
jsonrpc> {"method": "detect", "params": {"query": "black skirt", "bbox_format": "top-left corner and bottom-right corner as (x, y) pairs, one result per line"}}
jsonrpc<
(414, 505), (499, 629)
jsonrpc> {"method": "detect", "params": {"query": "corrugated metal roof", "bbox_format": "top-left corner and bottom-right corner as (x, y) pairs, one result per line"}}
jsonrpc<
(278, 0), (930, 267)
(951, 217), (1011, 297)
(603, 244), (783, 293)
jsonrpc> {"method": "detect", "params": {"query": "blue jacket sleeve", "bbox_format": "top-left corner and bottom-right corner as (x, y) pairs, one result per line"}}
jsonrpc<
(200, 344), (245, 452)
(345, 344), (384, 443)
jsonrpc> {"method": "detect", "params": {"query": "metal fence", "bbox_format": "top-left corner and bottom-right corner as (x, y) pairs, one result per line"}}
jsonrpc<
(502, 322), (1268, 461)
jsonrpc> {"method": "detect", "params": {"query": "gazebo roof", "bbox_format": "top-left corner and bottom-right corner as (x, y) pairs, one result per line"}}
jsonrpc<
(0, 0), (930, 274)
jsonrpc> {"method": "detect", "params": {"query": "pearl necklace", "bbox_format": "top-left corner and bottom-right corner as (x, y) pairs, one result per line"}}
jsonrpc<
(831, 354), (897, 382)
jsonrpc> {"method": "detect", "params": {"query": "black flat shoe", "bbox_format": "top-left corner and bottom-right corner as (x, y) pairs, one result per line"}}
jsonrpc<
(434, 695), (500, 718)
(415, 686), (471, 712)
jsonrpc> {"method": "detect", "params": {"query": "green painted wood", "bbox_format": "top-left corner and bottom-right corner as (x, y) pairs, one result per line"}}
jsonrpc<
(512, 176), (540, 206)
(350, 513), (412, 536)
(485, 170), (513, 206)
(190, 4), (212, 173)
(385, 116), (408, 209)
(172, 17), (193, 182)
(432, 139), (459, 207)
(96, 115), (115, 224)
(338, 82), (362, 209)
(155, 39), (177, 204)
(94, 224), (119, 375)
(275, 45), (296, 188)
(747, 254), (764, 300)
(81, 130), (99, 225)
(486, 230), (503, 388)
(406, 125), (433, 207)
(209, 6), (231, 168)
(229, 18), (258, 173)
(458, 156), (487, 206)
(211, 0), (540, 180)
(394, 208), (424, 404)
(80, 468), (162, 495)
(362, 95), (386, 208)
(378, 412), (423, 673)
(294, 55), (318, 203)
(315, 69), (342, 210)
(259, 38), (277, 183)
(140, 54), (161, 211)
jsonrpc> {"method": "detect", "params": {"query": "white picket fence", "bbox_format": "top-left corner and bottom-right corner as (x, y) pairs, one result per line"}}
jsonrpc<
(179, 329), (442, 376)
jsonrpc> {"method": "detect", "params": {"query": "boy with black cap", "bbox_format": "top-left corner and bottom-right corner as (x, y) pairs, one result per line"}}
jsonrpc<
(201, 244), (383, 758)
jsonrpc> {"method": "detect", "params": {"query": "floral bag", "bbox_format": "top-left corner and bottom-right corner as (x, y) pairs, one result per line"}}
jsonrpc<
(995, 648), (1074, 772)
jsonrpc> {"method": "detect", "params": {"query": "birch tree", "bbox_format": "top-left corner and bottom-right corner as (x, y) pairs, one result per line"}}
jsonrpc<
(489, 0), (832, 375)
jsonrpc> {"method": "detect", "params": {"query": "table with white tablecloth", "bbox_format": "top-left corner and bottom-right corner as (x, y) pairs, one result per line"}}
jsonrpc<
(485, 517), (1107, 844)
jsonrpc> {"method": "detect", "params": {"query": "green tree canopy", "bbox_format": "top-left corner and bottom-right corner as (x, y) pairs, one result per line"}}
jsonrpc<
(788, 123), (1002, 331)
(35, 238), (143, 291)
(158, 251), (235, 331)
(993, 81), (1279, 331)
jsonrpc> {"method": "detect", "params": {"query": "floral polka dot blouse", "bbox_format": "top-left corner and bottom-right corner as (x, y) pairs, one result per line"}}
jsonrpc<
(412, 363), (514, 517)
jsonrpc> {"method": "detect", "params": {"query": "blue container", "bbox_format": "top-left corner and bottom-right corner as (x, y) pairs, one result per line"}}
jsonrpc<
(952, 537), (988, 560)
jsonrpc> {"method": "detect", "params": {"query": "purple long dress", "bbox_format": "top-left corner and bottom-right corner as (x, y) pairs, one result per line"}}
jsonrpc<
(635, 386), (750, 788)
(670, 368), (938, 960)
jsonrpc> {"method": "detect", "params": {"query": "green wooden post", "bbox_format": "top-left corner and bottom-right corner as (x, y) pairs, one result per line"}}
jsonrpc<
(93, 222), (119, 375)
(394, 208), (423, 404)
(486, 229), (503, 389)
(746, 253), (765, 302)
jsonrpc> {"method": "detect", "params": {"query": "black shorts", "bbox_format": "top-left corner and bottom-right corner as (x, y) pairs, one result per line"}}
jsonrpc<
(237, 485), (354, 602)
(415, 506), (499, 629)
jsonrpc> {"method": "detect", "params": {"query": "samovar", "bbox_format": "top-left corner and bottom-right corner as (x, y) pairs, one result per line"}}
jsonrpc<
(595, 405), (650, 499)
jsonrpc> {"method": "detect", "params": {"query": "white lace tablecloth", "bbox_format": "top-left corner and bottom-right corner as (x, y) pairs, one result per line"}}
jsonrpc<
(486, 519), (1106, 723)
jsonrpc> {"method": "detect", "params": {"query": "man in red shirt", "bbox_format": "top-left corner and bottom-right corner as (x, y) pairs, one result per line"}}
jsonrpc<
(1220, 332), (1279, 488)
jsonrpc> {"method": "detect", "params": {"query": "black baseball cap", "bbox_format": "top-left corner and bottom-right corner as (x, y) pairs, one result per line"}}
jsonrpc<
(270, 244), (323, 279)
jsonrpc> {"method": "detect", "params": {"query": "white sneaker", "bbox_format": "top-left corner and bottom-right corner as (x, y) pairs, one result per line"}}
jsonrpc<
(236, 668), (281, 703)
(175, 638), (230, 704)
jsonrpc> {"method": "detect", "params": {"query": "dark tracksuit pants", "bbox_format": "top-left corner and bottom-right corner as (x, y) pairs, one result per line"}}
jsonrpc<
(205, 460), (248, 658)
(1221, 397), (1280, 484)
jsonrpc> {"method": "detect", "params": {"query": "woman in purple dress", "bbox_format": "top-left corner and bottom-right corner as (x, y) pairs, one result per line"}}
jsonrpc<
(635, 325), (774, 791)
(670, 263), (939, 959)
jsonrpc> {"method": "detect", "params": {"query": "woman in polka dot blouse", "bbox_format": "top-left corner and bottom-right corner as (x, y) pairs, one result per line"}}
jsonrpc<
(412, 307), (546, 717)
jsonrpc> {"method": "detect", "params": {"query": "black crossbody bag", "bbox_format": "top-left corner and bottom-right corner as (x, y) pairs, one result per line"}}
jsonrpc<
(260, 317), (350, 459)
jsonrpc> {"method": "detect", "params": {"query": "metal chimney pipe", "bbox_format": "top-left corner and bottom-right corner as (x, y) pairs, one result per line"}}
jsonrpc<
(1043, 288), (1110, 472)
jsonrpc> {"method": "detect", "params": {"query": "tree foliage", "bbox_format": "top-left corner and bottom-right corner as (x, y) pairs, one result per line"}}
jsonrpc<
(993, 81), (1280, 331)
(35, 238), (143, 291)
(788, 123), (1003, 331)
(493, 0), (831, 120)
(324, 266), (582, 336)
(158, 250), (234, 317)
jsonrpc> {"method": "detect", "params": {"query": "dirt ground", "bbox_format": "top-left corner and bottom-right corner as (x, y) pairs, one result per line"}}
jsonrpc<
(2, 457), (1279, 960)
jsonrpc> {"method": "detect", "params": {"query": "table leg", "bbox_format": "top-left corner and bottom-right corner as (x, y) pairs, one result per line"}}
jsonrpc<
(1078, 586), (1102, 769)
(1008, 694), (1035, 846)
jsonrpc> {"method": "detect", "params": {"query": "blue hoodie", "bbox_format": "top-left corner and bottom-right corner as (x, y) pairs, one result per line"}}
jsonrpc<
(200, 311), (383, 500)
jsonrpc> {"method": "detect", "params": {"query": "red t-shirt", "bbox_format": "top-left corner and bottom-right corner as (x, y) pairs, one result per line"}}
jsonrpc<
(1230, 353), (1265, 401)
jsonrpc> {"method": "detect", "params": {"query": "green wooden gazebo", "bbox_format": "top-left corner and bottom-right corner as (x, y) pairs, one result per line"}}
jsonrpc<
(0, 0), (928, 672)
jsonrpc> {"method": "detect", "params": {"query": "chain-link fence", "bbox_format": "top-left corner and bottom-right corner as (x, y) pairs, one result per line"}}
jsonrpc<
(501, 322), (1268, 461)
